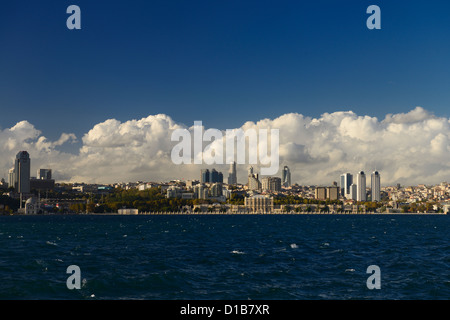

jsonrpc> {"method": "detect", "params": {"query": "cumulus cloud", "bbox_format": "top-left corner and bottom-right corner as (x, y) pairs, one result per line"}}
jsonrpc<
(1, 106), (450, 186)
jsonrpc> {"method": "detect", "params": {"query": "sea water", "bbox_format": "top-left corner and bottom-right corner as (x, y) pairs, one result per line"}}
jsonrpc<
(0, 214), (448, 299)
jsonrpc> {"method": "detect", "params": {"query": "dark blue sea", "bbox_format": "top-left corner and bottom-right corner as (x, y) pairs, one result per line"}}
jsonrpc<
(0, 214), (448, 300)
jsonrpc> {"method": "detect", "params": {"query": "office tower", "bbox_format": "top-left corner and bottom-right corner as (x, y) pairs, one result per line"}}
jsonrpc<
(371, 171), (381, 202)
(340, 173), (353, 198)
(282, 166), (291, 187)
(210, 168), (219, 183)
(218, 171), (223, 183)
(201, 169), (210, 183)
(356, 171), (366, 202)
(8, 167), (15, 189)
(227, 161), (237, 185)
(15, 151), (30, 194)
(38, 169), (52, 180)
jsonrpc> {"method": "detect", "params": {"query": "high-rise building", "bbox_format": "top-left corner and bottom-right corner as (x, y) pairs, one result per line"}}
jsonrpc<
(371, 171), (381, 202)
(14, 151), (30, 194)
(247, 167), (261, 191)
(210, 168), (219, 183)
(261, 177), (282, 193)
(349, 183), (357, 200)
(315, 187), (327, 200)
(8, 167), (15, 190)
(327, 186), (340, 201)
(356, 171), (366, 202)
(210, 183), (223, 197)
(282, 166), (291, 187)
(248, 175), (261, 191)
(201, 169), (210, 183)
(38, 169), (52, 180)
(340, 173), (353, 198)
(209, 168), (223, 183)
(227, 161), (237, 185)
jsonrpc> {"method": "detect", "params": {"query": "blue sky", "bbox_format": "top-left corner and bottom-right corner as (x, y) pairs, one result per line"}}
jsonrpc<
(1, 0), (450, 140)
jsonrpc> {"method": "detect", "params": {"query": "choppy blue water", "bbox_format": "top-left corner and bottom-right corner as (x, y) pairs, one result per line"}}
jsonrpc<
(0, 214), (448, 300)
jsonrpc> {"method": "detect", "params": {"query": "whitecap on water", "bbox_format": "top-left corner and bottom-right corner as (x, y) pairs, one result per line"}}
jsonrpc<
(345, 268), (355, 272)
(290, 243), (298, 249)
(46, 241), (58, 246)
(231, 250), (245, 255)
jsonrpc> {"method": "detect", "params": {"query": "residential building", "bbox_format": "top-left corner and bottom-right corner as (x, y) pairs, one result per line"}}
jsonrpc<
(261, 177), (282, 193)
(371, 171), (381, 202)
(349, 183), (357, 200)
(356, 171), (366, 202)
(327, 186), (340, 201)
(8, 167), (15, 190)
(315, 187), (327, 200)
(247, 166), (261, 191)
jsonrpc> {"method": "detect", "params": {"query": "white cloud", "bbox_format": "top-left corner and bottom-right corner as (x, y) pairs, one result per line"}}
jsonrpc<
(1, 107), (450, 186)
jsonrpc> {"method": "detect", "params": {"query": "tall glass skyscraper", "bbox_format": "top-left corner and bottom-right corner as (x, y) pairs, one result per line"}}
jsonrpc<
(340, 173), (353, 197)
(227, 161), (237, 185)
(371, 171), (381, 202)
(15, 151), (30, 194)
(282, 166), (291, 187)
(201, 169), (210, 183)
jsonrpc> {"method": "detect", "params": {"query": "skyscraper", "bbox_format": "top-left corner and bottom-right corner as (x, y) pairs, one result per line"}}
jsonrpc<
(371, 171), (381, 202)
(356, 171), (366, 202)
(201, 169), (210, 183)
(282, 166), (291, 187)
(340, 173), (353, 198)
(227, 161), (237, 185)
(14, 151), (30, 194)
(210, 168), (219, 183)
